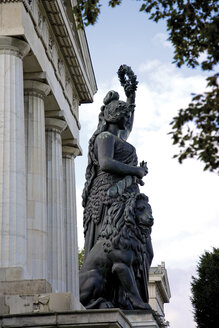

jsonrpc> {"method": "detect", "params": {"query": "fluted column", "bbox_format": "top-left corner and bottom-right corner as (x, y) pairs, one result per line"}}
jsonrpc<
(46, 118), (67, 292)
(24, 80), (50, 279)
(62, 146), (80, 298)
(0, 37), (30, 270)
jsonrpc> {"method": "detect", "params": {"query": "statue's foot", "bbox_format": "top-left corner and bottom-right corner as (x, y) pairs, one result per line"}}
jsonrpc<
(86, 297), (114, 309)
(144, 303), (152, 310)
(99, 301), (114, 309)
(130, 297), (152, 310)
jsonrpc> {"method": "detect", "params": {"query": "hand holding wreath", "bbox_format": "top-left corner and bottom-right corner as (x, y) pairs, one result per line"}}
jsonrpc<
(117, 64), (138, 101)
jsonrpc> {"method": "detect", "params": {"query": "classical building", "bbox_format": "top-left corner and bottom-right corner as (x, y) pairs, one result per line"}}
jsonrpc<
(0, 0), (97, 297)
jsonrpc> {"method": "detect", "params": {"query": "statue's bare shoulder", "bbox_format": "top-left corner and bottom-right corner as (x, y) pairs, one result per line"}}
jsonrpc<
(97, 131), (114, 140)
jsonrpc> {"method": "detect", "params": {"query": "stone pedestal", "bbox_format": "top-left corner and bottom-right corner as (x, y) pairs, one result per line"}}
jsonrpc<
(0, 309), (131, 328)
(62, 147), (79, 298)
(46, 118), (67, 292)
(0, 37), (30, 270)
(24, 80), (50, 280)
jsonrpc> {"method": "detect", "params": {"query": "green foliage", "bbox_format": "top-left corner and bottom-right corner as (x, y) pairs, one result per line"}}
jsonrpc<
(72, 0), (219, 173)
(78, 248), (85, 270)
(141, 0), (219, 71)
(169, 73), (219, 172)
(72, 0), (102, 29)
(108, 0), (122, 8)
(72, 0), (122, 28)
(191, 248), (219, 328)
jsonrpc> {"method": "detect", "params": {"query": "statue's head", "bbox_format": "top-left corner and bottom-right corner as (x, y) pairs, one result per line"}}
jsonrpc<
(103, 91), (132, 128)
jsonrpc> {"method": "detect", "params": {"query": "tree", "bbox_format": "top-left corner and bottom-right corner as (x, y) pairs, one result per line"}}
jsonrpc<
(191, 248), (219, 327)
(78, 248), (85, 270)
(73, 0), (219, 173)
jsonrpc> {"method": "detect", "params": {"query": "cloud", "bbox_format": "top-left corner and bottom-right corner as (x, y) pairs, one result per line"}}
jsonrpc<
(138, 59), (163, 73)
(154, 32), (172, 49)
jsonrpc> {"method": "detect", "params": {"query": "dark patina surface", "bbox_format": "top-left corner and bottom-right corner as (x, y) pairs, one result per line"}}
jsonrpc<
(80, 65), (154, 310)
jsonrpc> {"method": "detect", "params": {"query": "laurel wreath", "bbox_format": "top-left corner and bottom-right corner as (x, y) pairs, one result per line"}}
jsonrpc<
(117, 64), (138, 93)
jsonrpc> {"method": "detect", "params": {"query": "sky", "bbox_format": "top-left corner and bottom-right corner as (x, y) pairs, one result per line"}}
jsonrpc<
(74, 2), (219, 327)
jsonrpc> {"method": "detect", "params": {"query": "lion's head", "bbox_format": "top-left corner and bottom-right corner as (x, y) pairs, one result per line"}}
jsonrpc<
(123, 193), (154, 231)
(99, 193), (154, 254)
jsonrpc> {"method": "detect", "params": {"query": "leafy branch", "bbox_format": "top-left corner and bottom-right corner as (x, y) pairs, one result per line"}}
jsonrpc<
(169, 73), (219, 173)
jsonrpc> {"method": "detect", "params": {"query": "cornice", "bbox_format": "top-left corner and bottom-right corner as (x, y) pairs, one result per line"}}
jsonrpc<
(40, 0), (97, 103)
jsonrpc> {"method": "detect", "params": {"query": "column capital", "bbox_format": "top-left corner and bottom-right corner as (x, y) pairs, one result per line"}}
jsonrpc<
(62, 138), (82, 157)
(0, 37), (30, 59)
(24, 80), (51, 99)
(62, 146), (80, 159)
(45, 118), (67, 133)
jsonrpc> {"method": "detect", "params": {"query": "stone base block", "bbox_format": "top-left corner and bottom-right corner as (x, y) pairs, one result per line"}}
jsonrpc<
(0, 267), (23, 281)
(0, 309), (131, 328)
(0, 293), (84, 315)
(124, 310), (167, 328)
(0, 279), (52, 295)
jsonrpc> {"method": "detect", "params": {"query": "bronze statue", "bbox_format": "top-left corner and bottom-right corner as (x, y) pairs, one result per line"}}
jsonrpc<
(80, 65), (153, 310)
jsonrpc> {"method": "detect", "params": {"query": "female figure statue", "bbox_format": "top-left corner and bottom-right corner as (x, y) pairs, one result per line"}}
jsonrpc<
(80, 65), (153, 310)
(82, 66), (148, 259)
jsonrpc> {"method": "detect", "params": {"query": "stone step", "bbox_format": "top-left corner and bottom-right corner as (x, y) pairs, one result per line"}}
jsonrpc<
(0, 279), (52, 295)
(0, 292), (84, 315)
(0, 267), (23, 281)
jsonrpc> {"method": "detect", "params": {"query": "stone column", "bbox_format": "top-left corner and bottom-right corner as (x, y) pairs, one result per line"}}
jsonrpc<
(62, 146), (80, 299)
(46, 118), (67, 292)
(24, 80), (50, 280)
(0, 37), (30, 270)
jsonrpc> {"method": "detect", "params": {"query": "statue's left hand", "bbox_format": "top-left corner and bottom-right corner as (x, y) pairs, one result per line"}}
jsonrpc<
(140, 161), (148, 175)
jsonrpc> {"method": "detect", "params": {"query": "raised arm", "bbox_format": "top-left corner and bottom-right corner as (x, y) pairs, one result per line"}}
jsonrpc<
(118, 65), (138, 140)
(118, 64), (138, 105)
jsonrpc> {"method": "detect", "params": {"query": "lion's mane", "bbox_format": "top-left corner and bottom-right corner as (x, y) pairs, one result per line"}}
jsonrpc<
(98, 193), (152, 261)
